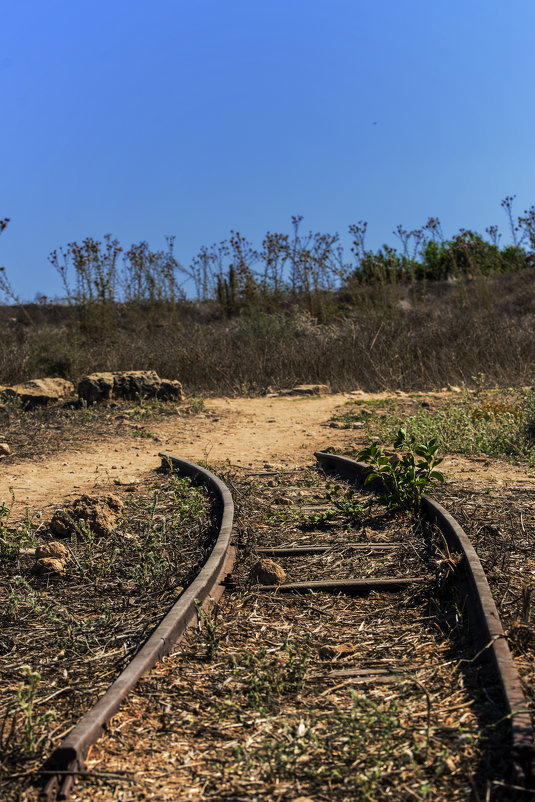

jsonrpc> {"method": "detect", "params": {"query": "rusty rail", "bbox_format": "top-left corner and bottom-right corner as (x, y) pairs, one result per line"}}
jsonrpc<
(41, 455), (235, 800)
(315, 450), (534, 788)
(255, 576), (426, 594)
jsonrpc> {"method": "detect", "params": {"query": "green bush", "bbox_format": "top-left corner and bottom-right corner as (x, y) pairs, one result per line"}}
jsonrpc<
(357, 428), (444, 512)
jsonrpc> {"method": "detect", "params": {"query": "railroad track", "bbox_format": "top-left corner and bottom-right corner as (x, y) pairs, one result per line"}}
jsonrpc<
(37, 452), (533, 800)
(40, 457), (235, 801)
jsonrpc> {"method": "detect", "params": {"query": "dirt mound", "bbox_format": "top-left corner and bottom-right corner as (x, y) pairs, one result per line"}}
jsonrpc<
(50, 494), (124, 538)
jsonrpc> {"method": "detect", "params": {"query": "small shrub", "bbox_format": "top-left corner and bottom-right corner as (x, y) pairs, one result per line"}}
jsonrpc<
(357, 427), (444, 512)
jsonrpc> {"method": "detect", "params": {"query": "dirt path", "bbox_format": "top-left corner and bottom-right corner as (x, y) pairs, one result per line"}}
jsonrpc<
(2, 393), (534, 518)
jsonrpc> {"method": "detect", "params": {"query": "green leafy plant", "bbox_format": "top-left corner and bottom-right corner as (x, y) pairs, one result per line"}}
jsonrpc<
(357, 427), (444, 512)
(169, 476), (205, 521)
(325, 483), (364, 519)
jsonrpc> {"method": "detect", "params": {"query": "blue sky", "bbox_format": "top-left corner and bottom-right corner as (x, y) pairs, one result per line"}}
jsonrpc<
(2, 0), (535, 300)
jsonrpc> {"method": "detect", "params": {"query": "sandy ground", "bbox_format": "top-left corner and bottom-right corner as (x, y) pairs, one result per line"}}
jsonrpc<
(2, 392), (534, 518)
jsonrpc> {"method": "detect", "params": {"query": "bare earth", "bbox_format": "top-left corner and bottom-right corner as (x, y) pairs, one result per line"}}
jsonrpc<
(2, 392), (534, 518)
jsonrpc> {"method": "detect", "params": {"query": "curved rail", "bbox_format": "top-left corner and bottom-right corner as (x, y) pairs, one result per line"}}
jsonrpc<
(41, 455), (236, 800)
(315, 450), (534, 788)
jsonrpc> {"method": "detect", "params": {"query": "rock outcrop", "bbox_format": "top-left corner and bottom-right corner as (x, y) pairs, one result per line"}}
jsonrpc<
(77, 371), (184, 404)
(277, 384), (331, 396)
(0, 378), (75, 406)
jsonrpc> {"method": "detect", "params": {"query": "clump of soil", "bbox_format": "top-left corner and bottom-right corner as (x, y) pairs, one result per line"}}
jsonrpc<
(49, 494), (124, 538)
(31, 557), (66, 576)
(35, 541), (70, 562)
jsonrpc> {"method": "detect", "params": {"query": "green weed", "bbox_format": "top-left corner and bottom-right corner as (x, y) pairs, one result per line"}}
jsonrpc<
(325, 482), (365, 519)
(169, 476), (205, 521)
(195, 601), (223, 662)
(16, 667), (56, 755)
(0, 494), (39, 559)
(133, 427), (156, 439)
(357, 427), (444, 512)
(180, 396), (205, 415)
(235, 640), (309, 712)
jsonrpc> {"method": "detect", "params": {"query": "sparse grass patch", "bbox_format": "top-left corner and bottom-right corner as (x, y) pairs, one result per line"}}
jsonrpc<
(180, 396), (205, 415)
(0, 493), (39, 559)
(132, 427), (156, 439)
(229, 688), (444, 799)
(360, 386), (535, 466)
(0, 472), (213, 773)
(232, 640), (310, 713)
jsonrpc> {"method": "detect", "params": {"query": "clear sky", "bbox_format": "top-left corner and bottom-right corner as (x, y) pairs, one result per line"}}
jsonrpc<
(2, 0), (535, 301)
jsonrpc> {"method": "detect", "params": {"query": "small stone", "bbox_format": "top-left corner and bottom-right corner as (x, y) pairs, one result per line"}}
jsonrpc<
(249, 558), (286, 585)
(32, 557), (65, 575)
(113, 476), (138, 487)
(0, 443), (11, 456)
(273, 496), (291, 505)
(318, 642), (356, 660)
(35, 541), (70, 562)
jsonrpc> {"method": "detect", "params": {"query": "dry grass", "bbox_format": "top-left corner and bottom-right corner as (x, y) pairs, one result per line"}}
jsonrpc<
(1, 268), (534, 395)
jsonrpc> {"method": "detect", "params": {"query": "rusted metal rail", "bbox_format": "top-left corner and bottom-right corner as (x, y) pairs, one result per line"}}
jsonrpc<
(315, 449), (535, 789)
(256, 543), (398, 556)
(40, 455), (236, 800)
(255, 576), (426, 594)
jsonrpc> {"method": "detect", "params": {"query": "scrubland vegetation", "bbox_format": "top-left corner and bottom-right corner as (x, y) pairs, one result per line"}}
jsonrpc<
(1, 198), (534, 394)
